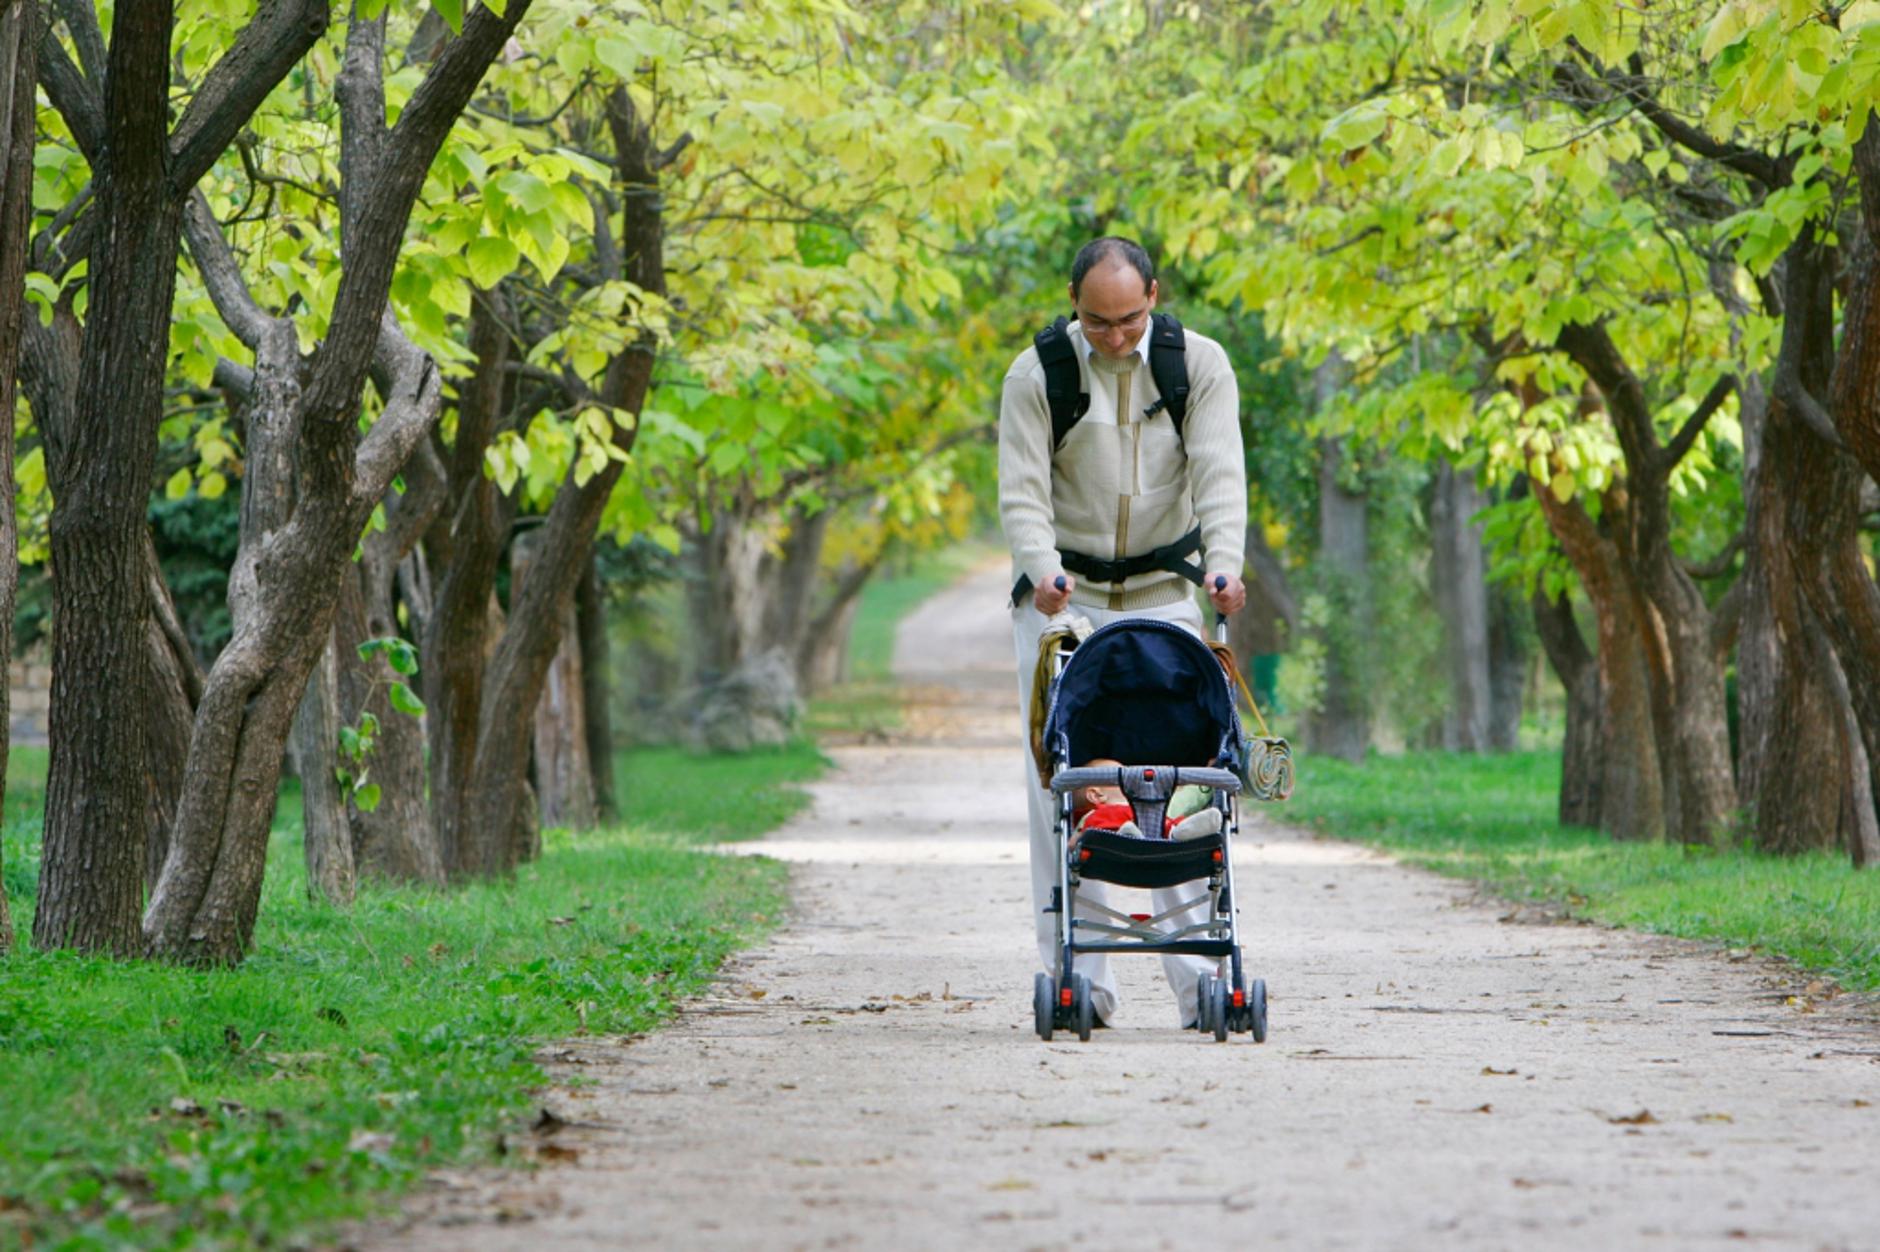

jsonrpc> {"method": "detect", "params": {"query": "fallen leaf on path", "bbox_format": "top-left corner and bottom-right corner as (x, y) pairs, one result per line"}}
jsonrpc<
(985, 1179), (1034, 1192)
(1481, 1066), (1518, 1076)
(535, 1143), (580, 1164)
(1607, 1110), (1658, 1125)
(1853, 1098), (1871, 1108)
(1470, 1103), (1493, 1114)
(747, 988), (767, 1000)
(1695, 1113), (1734, 1124)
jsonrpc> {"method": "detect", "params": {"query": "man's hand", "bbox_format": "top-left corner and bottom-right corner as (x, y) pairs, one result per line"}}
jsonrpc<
(1207, 572), (1246, 616)
(1033, 573), (1074, 615)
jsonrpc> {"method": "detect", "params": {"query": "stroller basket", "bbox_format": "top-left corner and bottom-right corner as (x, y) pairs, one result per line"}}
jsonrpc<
(1071, 828), (1224, 890)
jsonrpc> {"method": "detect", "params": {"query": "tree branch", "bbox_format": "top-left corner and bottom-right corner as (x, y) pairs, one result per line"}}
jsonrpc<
(1659, 373), (1737, 471)
(35, 24), (100, 160)
(182, 189), (275, 348)
(53, 0), (105, 86)
(168, 0), (330, 193)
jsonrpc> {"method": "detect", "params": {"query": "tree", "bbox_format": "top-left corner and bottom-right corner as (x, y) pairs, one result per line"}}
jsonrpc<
(142, 0), (536, 963)
(26, 0), (332, 954)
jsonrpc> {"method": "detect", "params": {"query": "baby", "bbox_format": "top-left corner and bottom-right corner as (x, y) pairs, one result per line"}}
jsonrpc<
(1071, 758), (1224, 841)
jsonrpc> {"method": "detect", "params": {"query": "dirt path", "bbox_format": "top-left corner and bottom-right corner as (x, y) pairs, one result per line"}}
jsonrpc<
(374, 561), (1880, 1251)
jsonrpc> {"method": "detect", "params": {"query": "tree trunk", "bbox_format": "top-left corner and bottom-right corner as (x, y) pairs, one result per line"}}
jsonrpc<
(1531, 588), (1601, 827)
(1557, 323), (1737, 844)
(0, 0), (35, 954)
(36, 0), (182, 955)
(1485, 577), (1528, 751)
(799, 554), (879, 692)
(452, 86), (665, 878)
(424, 295), (516, 878)
(1310, 438), (1371, 760)
(1428, 461), (1491, 751)
(762, 505), (830, 687)
(290, 628), (356, 905)
(517, 532), (595, 830)
(685, 507), (772, 684)
(577, 554), (617, 820)
(142, 534), (203, 889)
(1773, 220), (1880, 867)
(1737, 372), (1844, 854)
(1533, 485), (1664, 839)
(342, 446), (446, 885)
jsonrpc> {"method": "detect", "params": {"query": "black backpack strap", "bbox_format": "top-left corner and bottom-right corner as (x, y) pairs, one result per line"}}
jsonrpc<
(1034, 317), (1089, 449)
(1145, 312), (1190, 440)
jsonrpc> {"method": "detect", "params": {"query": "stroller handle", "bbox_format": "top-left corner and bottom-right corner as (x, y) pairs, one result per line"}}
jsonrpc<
(1211, 574), (1230, 643)
(1051, 765), (1242, 796)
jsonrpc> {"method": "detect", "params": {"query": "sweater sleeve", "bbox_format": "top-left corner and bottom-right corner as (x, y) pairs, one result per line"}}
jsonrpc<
(998, 362), (1063, 589)
(1182, 339), (1248, 577)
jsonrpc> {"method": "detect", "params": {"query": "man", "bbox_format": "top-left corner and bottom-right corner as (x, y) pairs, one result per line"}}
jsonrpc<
(999, 236), (1246, 1028)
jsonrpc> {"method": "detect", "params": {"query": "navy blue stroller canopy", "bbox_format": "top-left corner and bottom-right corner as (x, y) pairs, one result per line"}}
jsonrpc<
(1045, 620), (1242, 769)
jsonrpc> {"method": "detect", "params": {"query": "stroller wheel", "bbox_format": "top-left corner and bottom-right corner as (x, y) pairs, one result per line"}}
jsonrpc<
(1070, 973), (1094, 1042)
(1209, 978), (1230, 1043)
(1033, 973), (1056, 1041)
(1249, 977), (1268, 1043)
(1194, 977), (1212, 1033)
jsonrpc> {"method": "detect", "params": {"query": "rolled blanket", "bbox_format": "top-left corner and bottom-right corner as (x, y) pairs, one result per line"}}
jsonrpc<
(1246, 737), (1295, 802)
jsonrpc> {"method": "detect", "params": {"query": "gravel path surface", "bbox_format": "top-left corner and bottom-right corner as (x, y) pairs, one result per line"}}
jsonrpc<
(373, 560), (1880, 1252)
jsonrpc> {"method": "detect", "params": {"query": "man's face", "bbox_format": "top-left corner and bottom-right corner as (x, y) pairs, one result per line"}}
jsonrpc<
(1070, 263), (1158, 360)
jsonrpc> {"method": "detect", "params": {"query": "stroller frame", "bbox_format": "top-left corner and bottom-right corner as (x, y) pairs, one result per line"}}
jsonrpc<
(1032, 616), (1270, 1044)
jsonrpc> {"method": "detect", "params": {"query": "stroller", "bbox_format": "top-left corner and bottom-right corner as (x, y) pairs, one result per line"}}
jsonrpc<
(1032, 608), (1292, 1044)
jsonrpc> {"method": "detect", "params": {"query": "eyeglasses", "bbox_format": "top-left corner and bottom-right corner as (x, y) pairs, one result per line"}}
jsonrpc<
(1079, 307), (1150, 335)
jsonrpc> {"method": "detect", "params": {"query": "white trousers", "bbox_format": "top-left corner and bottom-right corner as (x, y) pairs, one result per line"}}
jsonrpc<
(1013, 596), (1213, 1027)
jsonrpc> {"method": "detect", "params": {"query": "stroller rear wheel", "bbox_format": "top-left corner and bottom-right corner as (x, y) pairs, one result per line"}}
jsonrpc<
(1193, 978), (1212, 1033)
(1208, 978), (1230, 1042)
(1070, 973), (1094, 1042)
(1033, 973), (1056, 1041)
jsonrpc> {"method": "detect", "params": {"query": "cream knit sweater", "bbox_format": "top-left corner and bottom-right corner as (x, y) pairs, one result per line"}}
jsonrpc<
(999, 318), (1247, 610)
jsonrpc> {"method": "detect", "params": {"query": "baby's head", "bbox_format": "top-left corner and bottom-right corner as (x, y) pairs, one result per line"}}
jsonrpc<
(1075, 757), (1125, 816)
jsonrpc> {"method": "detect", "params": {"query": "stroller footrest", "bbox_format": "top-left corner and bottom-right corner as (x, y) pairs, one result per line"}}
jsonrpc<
(1071, 830), (1225, 889)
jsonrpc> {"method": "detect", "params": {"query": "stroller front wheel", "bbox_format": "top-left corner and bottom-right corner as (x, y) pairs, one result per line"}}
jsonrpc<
(1033, 973), (1056, 1041)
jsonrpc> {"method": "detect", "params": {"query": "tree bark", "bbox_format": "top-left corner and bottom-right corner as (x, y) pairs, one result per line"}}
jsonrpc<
(685, 505), (771, 684)
(1533, 485), (1665, 839)
(1428, 461), (1491, 751)
(0, 0), (35, 955)
(1531, 588), (1601, 827)
(1485, 577), (1528, 751)
(1737, 367), (1844, 854)
(577, 553), (617, 820)
(290, 627), (356, 905)
(424, 295), (516, 878)
(452, 86), (667, 877)
(517, 531), (595, 830)
(1310, 436), (1371, 761)
(35, 0), (181, 955)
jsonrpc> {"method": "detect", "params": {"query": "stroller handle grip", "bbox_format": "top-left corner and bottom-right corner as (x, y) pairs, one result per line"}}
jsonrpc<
(1050, 765), (1242, 795)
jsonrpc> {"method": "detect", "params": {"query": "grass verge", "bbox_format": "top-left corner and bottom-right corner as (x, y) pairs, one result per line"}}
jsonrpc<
(1284, 750), (1880, 993)
(0, 743), (807, 1250)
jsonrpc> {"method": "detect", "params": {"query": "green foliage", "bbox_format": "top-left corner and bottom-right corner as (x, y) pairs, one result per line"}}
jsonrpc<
(0, 743), (810, 1250)
(1288, 750), (1880, 992)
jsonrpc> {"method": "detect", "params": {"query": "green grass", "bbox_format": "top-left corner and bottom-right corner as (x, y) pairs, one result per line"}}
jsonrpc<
(1286, 750), (1880, 992)
(0, 743), (809, 1250)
